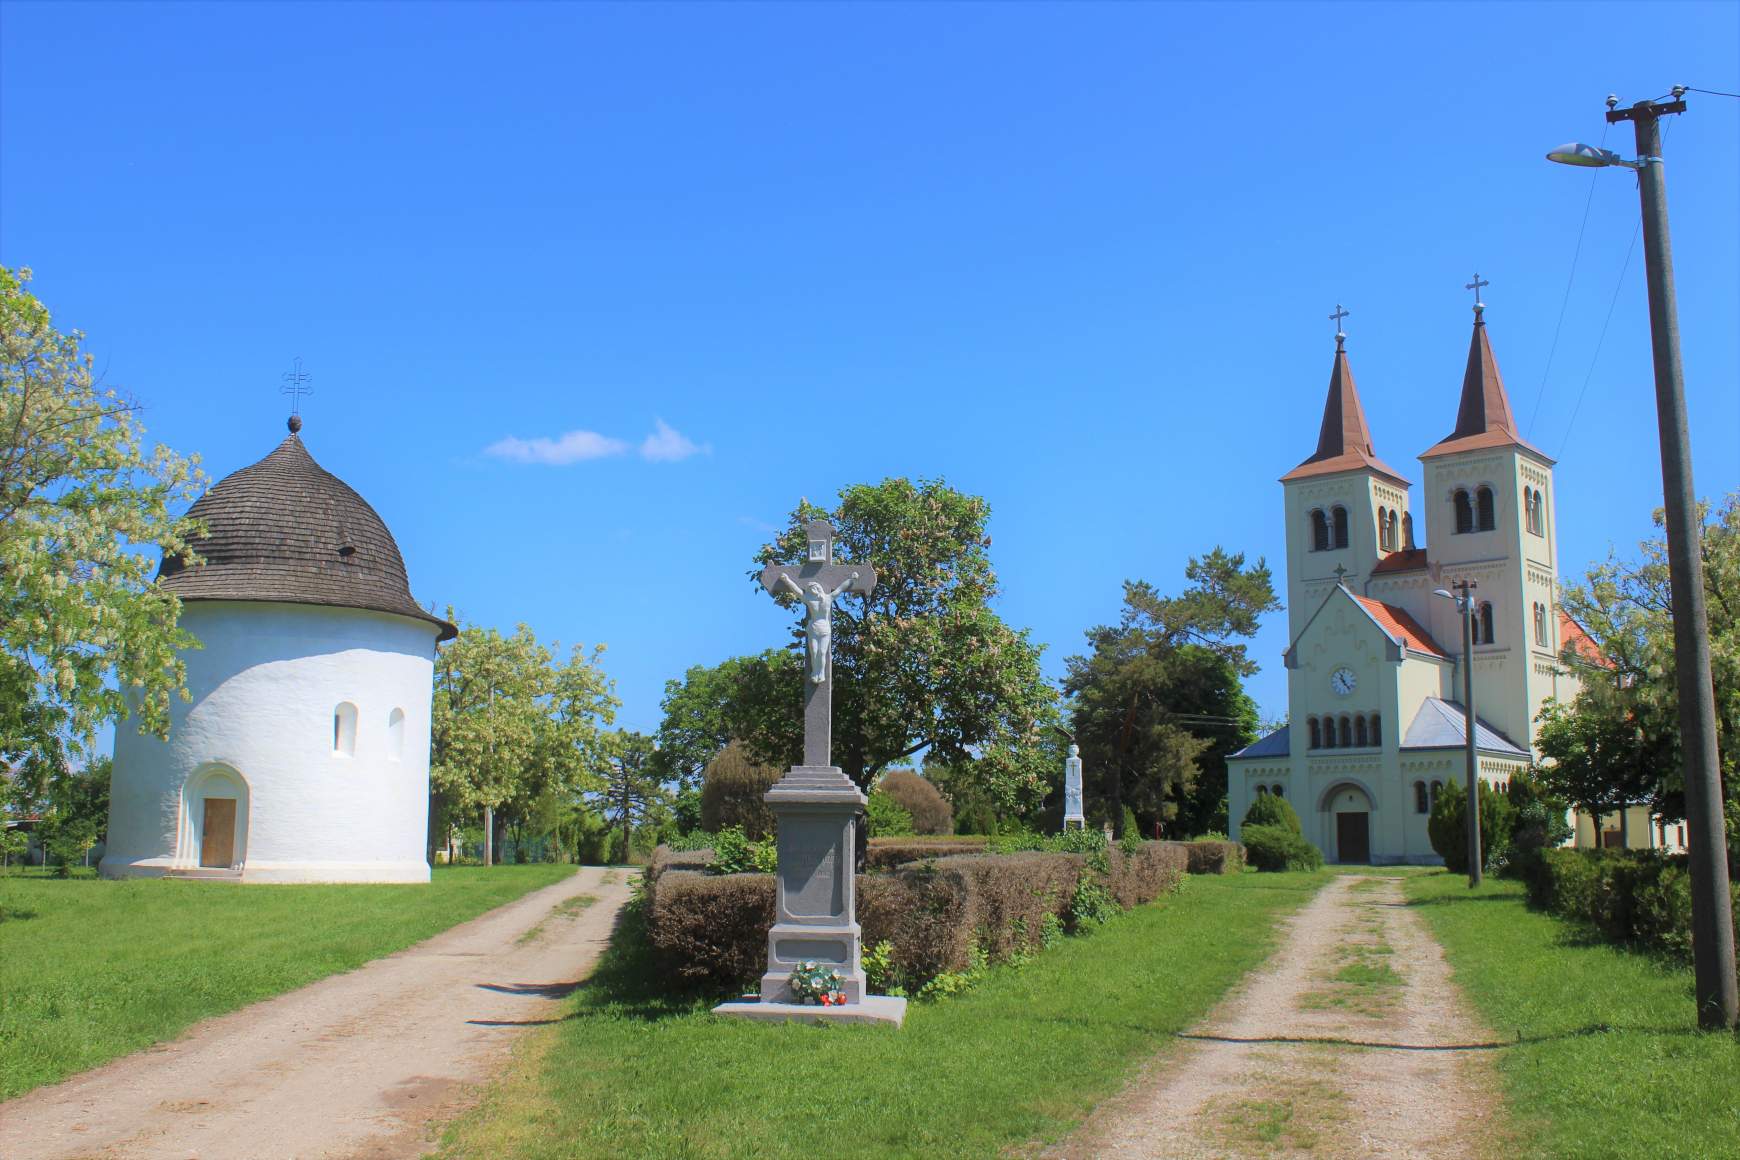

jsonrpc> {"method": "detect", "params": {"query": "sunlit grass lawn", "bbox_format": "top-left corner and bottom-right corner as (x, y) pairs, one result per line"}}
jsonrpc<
(0, 863), (574, 1100)
(1407, 871), (1740, 1159)
(439, 868), (1332, 1160)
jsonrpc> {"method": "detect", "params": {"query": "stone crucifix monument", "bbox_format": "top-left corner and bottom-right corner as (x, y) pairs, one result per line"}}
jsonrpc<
(713, 518), (907, 1026)
(1063, 743), (1085, 831)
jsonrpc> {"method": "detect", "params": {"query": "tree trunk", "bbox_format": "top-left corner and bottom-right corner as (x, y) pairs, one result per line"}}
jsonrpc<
(483, 805), (494, 866)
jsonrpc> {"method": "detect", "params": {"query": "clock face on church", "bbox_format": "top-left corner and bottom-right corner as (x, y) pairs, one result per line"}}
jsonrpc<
(1330, 667), (1357, 696)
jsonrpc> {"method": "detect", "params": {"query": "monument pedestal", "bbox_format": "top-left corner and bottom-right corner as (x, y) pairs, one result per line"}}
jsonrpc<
(712, 764), (906, 1028)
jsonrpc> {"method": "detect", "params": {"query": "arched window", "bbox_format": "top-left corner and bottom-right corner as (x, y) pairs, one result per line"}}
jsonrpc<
(1256, 784), (1269, 796)
(333, 702), (358, 757)
(1355, 716), (1369, 747)
(1429, 780), (1444, 809)
(1339, 715), (1353, 747)
(1271, 784), (1285, 798)
(1478, 601), (1495, 645)
(1331, 505), (1350, 549)
(1308, 717), (1321, 749)
(1414, 781), (1429, 814)
(1453, 489), (1474, 534)
(1377, 506), (1391, 551)
(1524, 488), (1542, 536)
(387, 707), (406, 761)
(1533, 602), (1548, 647)
(1388, 510), (1401, 551)
(1402, 511), (1415, 548)
(1311, 509), (1330, 552)
(1370, 713), (1382, 747)
(1476, 485), (1496, 531)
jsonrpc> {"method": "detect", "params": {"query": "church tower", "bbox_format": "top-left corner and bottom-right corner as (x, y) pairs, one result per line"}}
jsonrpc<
(1418, 292), (1564, 753)
(1280, 324), (1413, 641)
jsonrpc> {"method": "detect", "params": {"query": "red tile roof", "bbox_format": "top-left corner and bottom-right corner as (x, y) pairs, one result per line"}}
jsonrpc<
(1371, 548), (1428, 575)
(1559, 610), (1614, 669)
(1422, 314), (1553, 462)
(1280, 346), (1409, 486)
(1352, 594), (1450, 659)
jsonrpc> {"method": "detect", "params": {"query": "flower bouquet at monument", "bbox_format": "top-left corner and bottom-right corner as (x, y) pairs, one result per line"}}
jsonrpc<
(789, 961), (847, 1006)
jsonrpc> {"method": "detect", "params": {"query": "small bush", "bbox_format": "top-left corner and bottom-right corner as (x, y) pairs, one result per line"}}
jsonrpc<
(1241, 823), (1323, 872)
(709, 826), (777, 875)
(699, 741), (782, 840)
(1241, 793), (1302, 834)
(1428, 780), (1515, 874)
(876, 769), (954, 835)
(1169, 839), (1245, 875)
(866, 791), (915, 837)
(1503, 769), (1573, 879)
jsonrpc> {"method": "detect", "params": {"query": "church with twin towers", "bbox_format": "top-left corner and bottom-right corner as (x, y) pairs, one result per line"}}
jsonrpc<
(1226, 290), (1634, 865)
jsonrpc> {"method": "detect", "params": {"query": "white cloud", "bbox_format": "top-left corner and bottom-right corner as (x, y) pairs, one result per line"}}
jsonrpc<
(640, 418), (709, 463)
(484, 429), (629, 465)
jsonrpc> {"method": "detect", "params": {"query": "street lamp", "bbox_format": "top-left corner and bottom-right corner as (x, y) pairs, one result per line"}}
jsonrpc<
(1547, 94), (1737, 1031)
(1434, 583), (1482, 887)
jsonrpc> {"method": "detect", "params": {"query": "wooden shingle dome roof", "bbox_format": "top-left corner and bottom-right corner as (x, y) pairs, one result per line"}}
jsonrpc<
(159, 427), (456, 640)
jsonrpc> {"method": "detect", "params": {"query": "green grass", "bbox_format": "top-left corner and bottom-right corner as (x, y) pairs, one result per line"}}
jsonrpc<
(1406, 871), (1740, 1159)
(439, 868), (1332, 1160)
(0, 863), (574, 1099)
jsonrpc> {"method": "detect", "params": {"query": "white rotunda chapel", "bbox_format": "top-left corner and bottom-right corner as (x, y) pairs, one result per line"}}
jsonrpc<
(102, 418), (455, 883)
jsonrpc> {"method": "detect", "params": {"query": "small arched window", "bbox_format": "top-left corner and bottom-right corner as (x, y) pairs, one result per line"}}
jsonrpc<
(1533, 602), (1548, 647)
(1377, 506), (1391, 551)
(1370, 713), (1382, 747)
(333, 702), (358, 757)
(1414, 781), (1429, 814)
(1355, 716), (1369, 747)
(1331, 505), (1350, 549)
(387, 707), (406, 761)
(1339, 715), (1353, 747)
(1524, 488), (1543, 536)
(1430, 780), (1444, 809)
(1311, 509), (1330, 552)
(1256, 784), (1269, 796)
(1453, 489), (1474, 534)
(1476, 485), (1496, 531)
(1387, 510), (1400, 552)
(1271, 784), (1285, 798)
(1308, 717), (1321, 749)
(1478, 601), (1495, 645)
(1402, 511), (1415, 548)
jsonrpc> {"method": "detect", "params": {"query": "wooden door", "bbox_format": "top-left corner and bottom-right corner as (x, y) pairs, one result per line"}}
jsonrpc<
(200, 798), (237, 868)
(1336, 811), (1370, 864)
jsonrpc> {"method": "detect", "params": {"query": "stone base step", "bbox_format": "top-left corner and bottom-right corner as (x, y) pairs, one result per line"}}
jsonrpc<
(163, 867), (244, 881)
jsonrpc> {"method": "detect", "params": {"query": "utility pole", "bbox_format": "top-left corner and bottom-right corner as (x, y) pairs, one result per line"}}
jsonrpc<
(1453, 579), (1482, 888)
(1608, 96), (1737, 1029)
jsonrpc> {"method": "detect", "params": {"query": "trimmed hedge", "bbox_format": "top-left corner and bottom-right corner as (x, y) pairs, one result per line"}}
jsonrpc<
(864, 838), (990, 870)
(1241, 824), (1324, 872)
(1167, 839), (1245, 875)
(1526, 848), (1740, 974)
(644, 841), (1189, 993)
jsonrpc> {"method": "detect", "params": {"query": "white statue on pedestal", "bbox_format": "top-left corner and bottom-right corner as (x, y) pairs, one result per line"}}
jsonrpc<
(777, 571), (860, 684)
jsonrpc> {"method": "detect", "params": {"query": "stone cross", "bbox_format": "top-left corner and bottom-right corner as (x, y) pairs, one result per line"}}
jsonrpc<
(1063, 743), (1085, 830)
(759, 519), (877, 770)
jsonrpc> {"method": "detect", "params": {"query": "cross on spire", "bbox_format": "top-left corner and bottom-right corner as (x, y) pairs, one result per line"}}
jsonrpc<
(1333, 564), (1349, 586)
(1329, 303), (1350, 349)
(1465, 273), (1490, 316)
(280, 357), (313, 432)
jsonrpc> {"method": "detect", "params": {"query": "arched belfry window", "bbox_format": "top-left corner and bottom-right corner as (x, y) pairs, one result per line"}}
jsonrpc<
(334, 702), (358, 757)
(1331, 505), (1350, 549)
(1377, 506), (1391, 551)
(1533, 602), (1548, 647)
(1308, 717), (1321, 749)
(1525, 488), (1545, 536)
(1478, 601), (1495, 645)
(1271, 784), (1285, 798)
(1311, 509), (1330, 552)
(1339, 715), (1353, 747)
(1453, 489), (1474, 534)
(1355, 716), (1369, 747)
(1414, 781), (1429, 814)
(1476, 485), (1496, 531)
(387, 707), (406, 761)
(1370, 713), (1382, 747)
(1402, 511), (1415, 548)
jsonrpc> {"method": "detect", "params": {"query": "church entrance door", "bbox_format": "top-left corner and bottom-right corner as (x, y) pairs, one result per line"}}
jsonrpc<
(200, 798), (237, 868)
(1336, 811), (1370, 864)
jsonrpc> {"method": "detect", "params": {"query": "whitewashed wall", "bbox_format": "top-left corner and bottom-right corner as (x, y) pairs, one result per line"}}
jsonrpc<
(103, 601), (438, 883)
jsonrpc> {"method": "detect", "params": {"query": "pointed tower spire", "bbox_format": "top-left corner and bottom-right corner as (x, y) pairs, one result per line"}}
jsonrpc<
(1422, 289), (1551, 461)
(1281, 315), (1406, 484)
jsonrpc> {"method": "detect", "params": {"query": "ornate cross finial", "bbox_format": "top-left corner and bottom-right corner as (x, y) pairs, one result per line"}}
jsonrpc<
(280, 357), (313, 432)
(1465, 273), (1490, 316)
(1333, 564), (1350, 586)
(1329, 304), (1350, 349)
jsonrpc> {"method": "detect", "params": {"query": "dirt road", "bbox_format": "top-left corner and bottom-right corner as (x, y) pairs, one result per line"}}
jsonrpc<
(1052, 874), (1504, 1159)
(0, 865), (634, 1160)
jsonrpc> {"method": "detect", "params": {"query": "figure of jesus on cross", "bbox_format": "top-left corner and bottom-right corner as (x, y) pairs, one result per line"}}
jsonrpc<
(760, 519), (877, 769)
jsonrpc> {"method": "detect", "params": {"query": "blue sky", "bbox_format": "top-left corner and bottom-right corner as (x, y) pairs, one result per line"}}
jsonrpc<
(3, 1), (1736, 737)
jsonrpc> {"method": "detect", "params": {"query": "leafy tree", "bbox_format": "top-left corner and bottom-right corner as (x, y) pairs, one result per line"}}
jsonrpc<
(1505, 768), (1573, 876)
(650, 650), (801, 788)
(1534, 694), (1666, 847)
(1065, 549), (1277, 837)
(592, 730), (667, 864)
(0, 825), (26, 867)
(875, 768), (953, 835)
(0, 267), (205, 786)
(748, 479), (1056, 806)
(699, 740), (781, 839)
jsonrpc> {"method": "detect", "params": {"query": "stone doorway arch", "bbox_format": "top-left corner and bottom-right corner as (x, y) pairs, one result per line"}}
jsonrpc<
(1319, 781), (1375, 865)
(179, 763), (250, 871)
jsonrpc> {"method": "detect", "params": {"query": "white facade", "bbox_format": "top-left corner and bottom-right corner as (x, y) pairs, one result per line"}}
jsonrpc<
(103, 601), (439, 883)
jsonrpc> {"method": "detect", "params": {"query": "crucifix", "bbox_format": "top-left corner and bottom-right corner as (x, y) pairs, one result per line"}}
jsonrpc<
(1328, 303), (1350, 349)
(281, 357), (314, 430)
(1465, 273), (1489, 313)
(760, 519), (877, 769)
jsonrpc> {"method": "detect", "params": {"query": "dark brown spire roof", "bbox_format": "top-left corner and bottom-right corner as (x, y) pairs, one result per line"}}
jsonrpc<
(1421, 312), (1552, 462)
(1280, 345), (1408, 485)
(159, 431), (456, 640)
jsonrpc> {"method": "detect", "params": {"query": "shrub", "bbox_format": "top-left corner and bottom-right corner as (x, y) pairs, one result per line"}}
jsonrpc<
(1428, 780), (1515, 874)
(1169, 839), (1245, 875)
(1529, 848), (1740, 975)
(1120, 805), (1140, 840)
(866, 791), (915, 837)
(1504, 769), (1573, 879)
(699, 741), (782, 839)
(710, 826), (776, 875)
(645, 868), (776, 987)
(1241, 793), (1302, 834)
(864, 837), (988, 870)
(876, 769), (954, 835)
(1241, 823), (1323, 872)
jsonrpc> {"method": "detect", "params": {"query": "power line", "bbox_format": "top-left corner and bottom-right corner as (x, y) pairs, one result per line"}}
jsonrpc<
(1680, 85), (1740, 99)
(1528, 123), (1609, 438)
